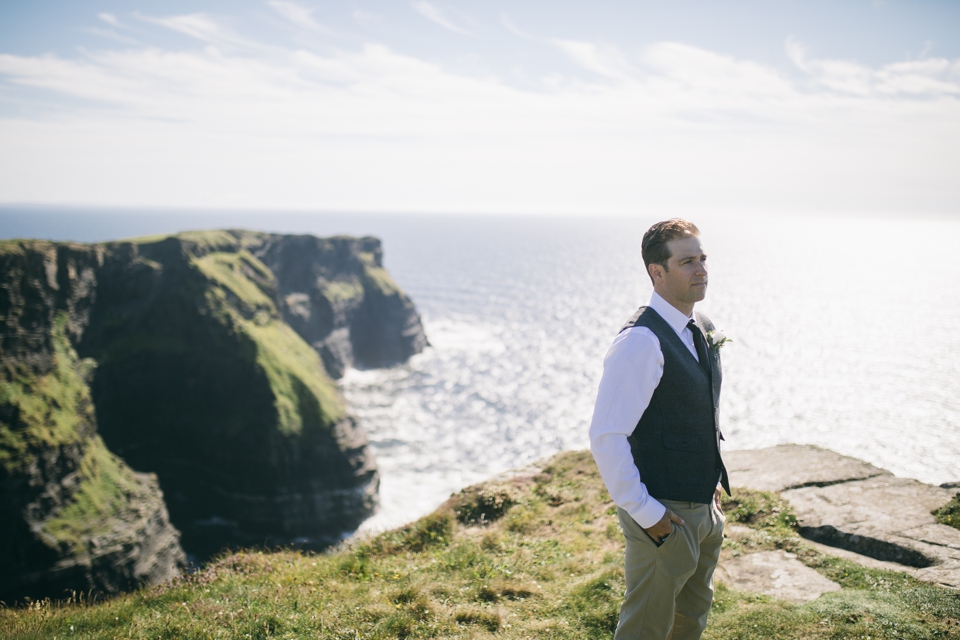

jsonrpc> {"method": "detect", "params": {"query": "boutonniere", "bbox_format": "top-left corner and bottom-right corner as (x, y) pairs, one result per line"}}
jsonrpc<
(706, 330), (731, 350)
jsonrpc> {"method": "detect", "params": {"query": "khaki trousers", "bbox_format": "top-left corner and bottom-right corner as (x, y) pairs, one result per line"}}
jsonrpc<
(614, 499), (725, 640)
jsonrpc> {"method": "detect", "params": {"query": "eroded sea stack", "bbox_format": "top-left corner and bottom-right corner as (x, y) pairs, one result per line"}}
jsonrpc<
(0, 230), (426, 602)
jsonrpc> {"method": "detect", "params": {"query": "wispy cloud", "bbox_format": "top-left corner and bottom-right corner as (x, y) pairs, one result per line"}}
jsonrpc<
(786, 36), (959, 96)
(0, 26), (957, 213)
(784, 36), (810, 73)
(86, 12), (139, 44)
(138, 13), (260, 49)
(503, 16), (633, 80)
(412, 2), (470, 35)
(83, 27), (139, 45)
(98, 13), (122, 28)
(352, 9), (381, 26)
(550, 39), (634, 80)
(267, 1), (329, 33)
(499, 13), (526, 39)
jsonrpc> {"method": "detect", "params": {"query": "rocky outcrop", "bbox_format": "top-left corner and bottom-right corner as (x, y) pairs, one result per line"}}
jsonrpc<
(725, 445), (960, 589)
(0, 230), (426, 601)
(257, 234), (427, 378)
(715, 548), (841, 603)
(0, 242), (184, 603)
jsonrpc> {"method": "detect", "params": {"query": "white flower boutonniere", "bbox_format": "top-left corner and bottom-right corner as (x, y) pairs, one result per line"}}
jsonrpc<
(706, 330), (732, 351)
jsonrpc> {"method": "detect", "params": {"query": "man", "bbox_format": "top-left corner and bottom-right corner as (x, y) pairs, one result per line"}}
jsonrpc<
(589, 218), (730, 640)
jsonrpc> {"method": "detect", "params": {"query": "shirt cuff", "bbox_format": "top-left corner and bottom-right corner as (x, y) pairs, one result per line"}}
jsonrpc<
(629, 498), (666, 530)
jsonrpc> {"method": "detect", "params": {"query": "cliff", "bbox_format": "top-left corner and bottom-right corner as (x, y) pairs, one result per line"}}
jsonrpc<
(0, 230), (426, 602)
(0, 242), (184, 602)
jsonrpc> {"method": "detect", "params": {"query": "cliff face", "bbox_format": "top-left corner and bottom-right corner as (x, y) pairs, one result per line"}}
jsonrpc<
(0, 230), (426, 601)
(0, 242), (184, 602)
(81, 231), (399, 556)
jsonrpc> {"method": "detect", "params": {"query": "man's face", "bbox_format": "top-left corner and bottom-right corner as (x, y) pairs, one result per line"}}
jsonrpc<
(652, 236), (708, 308)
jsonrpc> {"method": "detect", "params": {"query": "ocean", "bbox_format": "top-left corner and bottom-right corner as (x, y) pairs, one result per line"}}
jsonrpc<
(3, 208), (959, 534)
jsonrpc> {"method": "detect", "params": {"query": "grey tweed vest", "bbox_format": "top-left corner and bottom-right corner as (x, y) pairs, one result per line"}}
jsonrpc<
(620, 306), (731, 504)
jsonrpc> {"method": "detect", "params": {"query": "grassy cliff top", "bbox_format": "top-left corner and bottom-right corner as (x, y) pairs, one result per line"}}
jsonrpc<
(190, 248), (346, 430)
(123, 229), (267, 250)
(3, 450), (959, 639)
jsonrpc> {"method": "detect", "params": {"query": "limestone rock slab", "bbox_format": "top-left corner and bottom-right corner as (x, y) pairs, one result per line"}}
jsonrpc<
(724, 445), (888, 493)
(899, 523), (960, 551)
(783, 474), (960, 584)
(716, 550), (841, 603)
(784, 474), (954, 533)
(724, 445), (960, 589)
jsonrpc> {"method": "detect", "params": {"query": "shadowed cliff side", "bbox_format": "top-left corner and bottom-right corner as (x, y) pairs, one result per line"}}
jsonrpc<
(78, 230), (415, 557)
(0, 242), (185, 603)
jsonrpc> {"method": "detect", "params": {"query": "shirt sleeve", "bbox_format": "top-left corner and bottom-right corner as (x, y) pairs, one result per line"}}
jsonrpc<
(588, 326), (666, 529)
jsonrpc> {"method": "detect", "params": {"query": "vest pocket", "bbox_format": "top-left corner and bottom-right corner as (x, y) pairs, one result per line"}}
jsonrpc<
(662, 433), (708, 452)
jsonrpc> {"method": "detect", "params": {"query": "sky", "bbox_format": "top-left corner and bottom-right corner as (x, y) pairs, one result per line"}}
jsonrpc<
(0, 1), (958, 216)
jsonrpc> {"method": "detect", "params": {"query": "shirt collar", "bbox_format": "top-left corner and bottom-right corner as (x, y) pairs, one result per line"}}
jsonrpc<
(648, 290), (693, 337)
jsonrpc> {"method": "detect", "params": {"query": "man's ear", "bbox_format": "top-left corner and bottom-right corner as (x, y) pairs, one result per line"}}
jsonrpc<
(648, 263), (663, 284)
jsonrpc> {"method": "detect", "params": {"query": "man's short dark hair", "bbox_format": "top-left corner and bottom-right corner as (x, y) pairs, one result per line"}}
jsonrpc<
(641, 219), (700, 283)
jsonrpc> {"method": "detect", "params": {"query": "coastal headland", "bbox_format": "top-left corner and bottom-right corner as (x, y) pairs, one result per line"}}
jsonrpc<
(2, 444), (958, 639)
(0, 230), (426, 603)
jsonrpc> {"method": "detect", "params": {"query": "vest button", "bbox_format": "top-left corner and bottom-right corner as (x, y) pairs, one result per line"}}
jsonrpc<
(682, 442), (688, 448)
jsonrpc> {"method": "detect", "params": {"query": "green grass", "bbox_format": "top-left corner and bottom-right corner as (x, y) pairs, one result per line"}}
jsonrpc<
(124, 229), (267, 253)
(0, 314), (93, 472)
(41, 436), (145, 553)
(718, 487), (804, 557)
(244, 320), (346, 432)
(192, 246), (347, 433)
(714, 488), (960, 638)
(193, 251), (277, 315)
(0, 313), (152, 554)
(934, 493), (960, 531)
(358, 250), (402, 297)
(0, 239), (42, 256)
(3, 451), (958, 639)
(321, 279), (365, 303)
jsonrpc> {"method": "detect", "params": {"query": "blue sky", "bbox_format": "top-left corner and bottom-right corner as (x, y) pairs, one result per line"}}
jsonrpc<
(1, 1), (958, 214)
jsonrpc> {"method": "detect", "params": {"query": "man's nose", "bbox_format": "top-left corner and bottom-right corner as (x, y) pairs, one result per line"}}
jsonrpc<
(696, 260), (707, 275)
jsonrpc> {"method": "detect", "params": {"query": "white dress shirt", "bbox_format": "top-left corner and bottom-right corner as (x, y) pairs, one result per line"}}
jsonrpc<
(588, 291), (701, 529)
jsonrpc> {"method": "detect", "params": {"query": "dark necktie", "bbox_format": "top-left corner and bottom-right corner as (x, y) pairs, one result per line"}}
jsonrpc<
(687, 319), (711, 378)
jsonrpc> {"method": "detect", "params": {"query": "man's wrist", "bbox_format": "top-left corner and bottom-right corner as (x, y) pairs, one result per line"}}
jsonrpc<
(632, 500), (666, 529)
